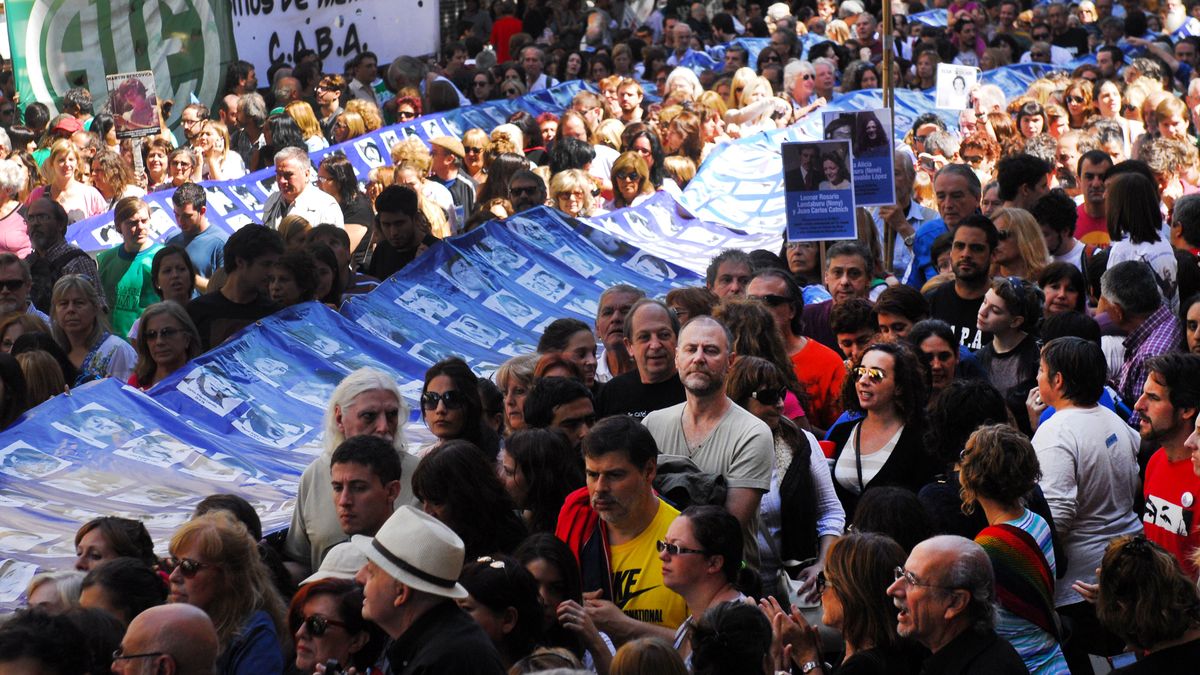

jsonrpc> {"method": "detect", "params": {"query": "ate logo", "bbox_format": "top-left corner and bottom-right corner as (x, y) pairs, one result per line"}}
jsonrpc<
(20, 0), (226, 124)
(612, 568), (659, 609)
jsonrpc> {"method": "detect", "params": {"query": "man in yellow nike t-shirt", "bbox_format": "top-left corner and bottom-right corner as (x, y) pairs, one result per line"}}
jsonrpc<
(556, 415), (688, 644)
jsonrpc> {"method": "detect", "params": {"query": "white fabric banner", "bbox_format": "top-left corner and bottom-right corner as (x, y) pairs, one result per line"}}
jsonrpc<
(230, 0), (439, 78)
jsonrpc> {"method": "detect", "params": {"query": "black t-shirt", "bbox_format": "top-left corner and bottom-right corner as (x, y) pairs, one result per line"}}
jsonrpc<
(595, 369), (687, 420)
(1052, 28), (1090, 57)
(1114, 636), (1200, 674)
(365, 233), (439, 280)
(924, 282), (991, 351)
(187, 291), (280, 351)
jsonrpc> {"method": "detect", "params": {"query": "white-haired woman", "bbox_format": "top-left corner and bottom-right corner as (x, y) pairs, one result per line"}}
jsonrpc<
(282, 367), (418, 574)
(663, 67), (703, 104)
(0, 159), (31, 256)
(51, 274), (136, 386)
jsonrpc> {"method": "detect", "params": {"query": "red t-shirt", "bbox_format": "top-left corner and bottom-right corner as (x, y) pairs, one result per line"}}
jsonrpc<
(1074, 203), (1109, 247)
(1143, 448), (1200, 577)
(790, 338), (847, 431)
(490, 16), (523, 63)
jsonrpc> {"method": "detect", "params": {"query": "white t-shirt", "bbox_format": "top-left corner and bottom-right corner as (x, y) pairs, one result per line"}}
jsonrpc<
(1052, 238), (1087, 271)
(1032, 405), (1141, 606)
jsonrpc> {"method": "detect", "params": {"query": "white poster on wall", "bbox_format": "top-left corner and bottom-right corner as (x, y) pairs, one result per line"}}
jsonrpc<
(230, 0), (439, 77)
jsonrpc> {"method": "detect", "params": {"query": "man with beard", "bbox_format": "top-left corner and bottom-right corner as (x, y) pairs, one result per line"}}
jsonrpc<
(801, 241), (874, 353)
(24, 198), (101, 313)
(925, 215), (998, 351)
(1135, 353), (1200, 577)
(643, 317), (773, 572)
(507, 170), (548, 215)
(904, 164), (981, 290)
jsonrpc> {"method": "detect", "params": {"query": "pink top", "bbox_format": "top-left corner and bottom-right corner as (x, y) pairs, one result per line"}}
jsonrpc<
(0, 203), (31, 257)
(27, 184), (107, 223)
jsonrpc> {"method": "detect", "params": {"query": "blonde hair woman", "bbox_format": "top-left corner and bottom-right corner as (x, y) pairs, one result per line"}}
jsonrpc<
(724, 66), (759, 110)
(332, 110), (366, 144)
(462, 128), (490, 183)
(195, 120), (247, 181)
(16, 349), (66, 407)
(549, 169), (595, 217)
(29, 139), (106, 222)
(51, 274), (136, 386)
(606, 152), (655, 210)
(167, 511), (289, 670)
(592, 118), (625, 151)
(285, 100), (329, 152)
(725, 73), (787, 136)
(990, 207), (1051, 281)
(344, 98), (383, 131)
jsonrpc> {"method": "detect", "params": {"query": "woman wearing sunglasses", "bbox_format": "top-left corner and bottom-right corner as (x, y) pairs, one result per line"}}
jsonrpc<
(605, 152), (655, 210)
(167, 511), (289, 673)
(659, 505), (751, 664)
(421, 357), (501, 456)
(129, 301), (200, 390)
(827, 342), (936, 522)
(1063, 79), (1095, 130)
(726, 355), (844, 606)
(989, 207), (1050, 281)
(288, 578), (386, 674)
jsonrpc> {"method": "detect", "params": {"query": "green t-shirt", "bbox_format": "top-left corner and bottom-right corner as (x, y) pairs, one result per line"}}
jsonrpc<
(97, 244), (163, 337)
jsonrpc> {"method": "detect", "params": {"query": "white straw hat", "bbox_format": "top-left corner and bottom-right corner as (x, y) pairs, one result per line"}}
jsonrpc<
(352, 505), (468, 600)
(302, 542), (368, 586)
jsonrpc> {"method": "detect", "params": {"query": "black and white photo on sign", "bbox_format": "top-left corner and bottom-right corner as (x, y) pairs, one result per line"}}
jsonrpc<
(516, 265), (571, 301)
(178, 366), (247, 417)
(565, 296), (600, 318)
(555, 245), (602, 277)
(408, 340), (455, 365)
(506, 216), (559, 248)
(205, 187), (237, 216)
(936, 63), (978, 110)
(232, 404), (310, 448)
(484, 290), (540, 327)
(0, 441), (70, 478)
(396, 284), (456, 324)
(45, 469), (137, 497)
(51, 404), (144, 449)
(355, 137), (386, 168)
(624, 251), (674, 281)
(478, 236), (528, 269)
(119, 484), (194, 508)
(115, 431), (196, 468)
(438, 255), (491, 297)
(447, 314), (507, 348)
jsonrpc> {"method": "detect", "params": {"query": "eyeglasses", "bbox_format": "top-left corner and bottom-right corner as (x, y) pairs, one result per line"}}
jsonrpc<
(853, 366), (886, 382)
(0, 279), (27, 291)
(464, 146), (483, 154)
(144, 326), (183, 341)
(961, 154), (984, 166)
(165, 557), (216, 577)
(112, 648), (165, 662)
(656, 540), (708, 556)
(748, 293), (791, 307)
(170, 161), (192, 168)
(893, 566), (956, 590)
(614, 170), (641, 181)
(920, 349), (955, 363)
(397, 110), (417, 120)
(421, 390), (466, 411)
(510, 185), (540, 196)
(801, 74), (813, 80)
(750, 386), (788, 406)
(996, 229), (1013, 241)
(504, 89), (520, 96)
(300, 614), (348, 637)
(913, 133), (929, 144)
(1065, 95), (1085, 105)
(474, 81), (489, 87)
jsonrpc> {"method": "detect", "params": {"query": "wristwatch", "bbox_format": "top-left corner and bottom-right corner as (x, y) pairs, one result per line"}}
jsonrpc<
(799, 662), (823, 674)
(903, 233), (916, 248)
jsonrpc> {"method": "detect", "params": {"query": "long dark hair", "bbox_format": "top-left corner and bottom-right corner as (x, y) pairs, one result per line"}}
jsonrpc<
(459, 554), (544, 663)
(505, 428), (585, 533)
(840, 342), (927, 427)
(411, 440), (528, 558)
(0, 353), (28, 428)
(319, 153), (360, 205)
(620, 123), (665, 187)
(513, 533), (586, 656)
(422, 357), (500, 456)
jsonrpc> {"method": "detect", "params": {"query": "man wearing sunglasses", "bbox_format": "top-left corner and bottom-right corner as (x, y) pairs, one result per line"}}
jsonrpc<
(112, 603), (218, 675)
(596, 298), (686, 420)
(886, 535), (1026, 671)
(748, 269), (846, 433)
(285, 368), (418, 579)
(508, 170), (548, 215)
(0, 254), (47, 323)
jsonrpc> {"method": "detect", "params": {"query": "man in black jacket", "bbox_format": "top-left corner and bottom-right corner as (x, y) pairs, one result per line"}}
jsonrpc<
(354, 506), (504, 675)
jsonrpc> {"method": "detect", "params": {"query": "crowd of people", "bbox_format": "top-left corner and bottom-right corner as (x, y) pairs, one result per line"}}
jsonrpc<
(6, 0), (1200, 674)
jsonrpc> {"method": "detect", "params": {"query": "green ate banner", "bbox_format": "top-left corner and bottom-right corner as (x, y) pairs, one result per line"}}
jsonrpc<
(5, 0), (237, 126)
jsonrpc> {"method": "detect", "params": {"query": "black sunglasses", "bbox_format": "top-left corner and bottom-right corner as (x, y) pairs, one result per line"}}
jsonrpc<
(398, 111), (417, 120)
(300, 614), (348, 637)
(165, 557), (216, 578)
(656, 540), (708, 556)
(614, 170), (641, 181)
(748, 293), (791, 307)
(510, 186), (540, 196)
(421, 390), (466, 411)
(750, 386), (788, 406)
(0, 279), (26, 291)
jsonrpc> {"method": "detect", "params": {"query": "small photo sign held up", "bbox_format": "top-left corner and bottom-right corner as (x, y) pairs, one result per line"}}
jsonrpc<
(782, 139), (857, 243)
(106, 71), (160, 139)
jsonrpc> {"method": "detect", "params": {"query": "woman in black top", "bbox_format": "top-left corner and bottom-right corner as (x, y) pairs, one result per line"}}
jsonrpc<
(317, 154), (373, 268)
